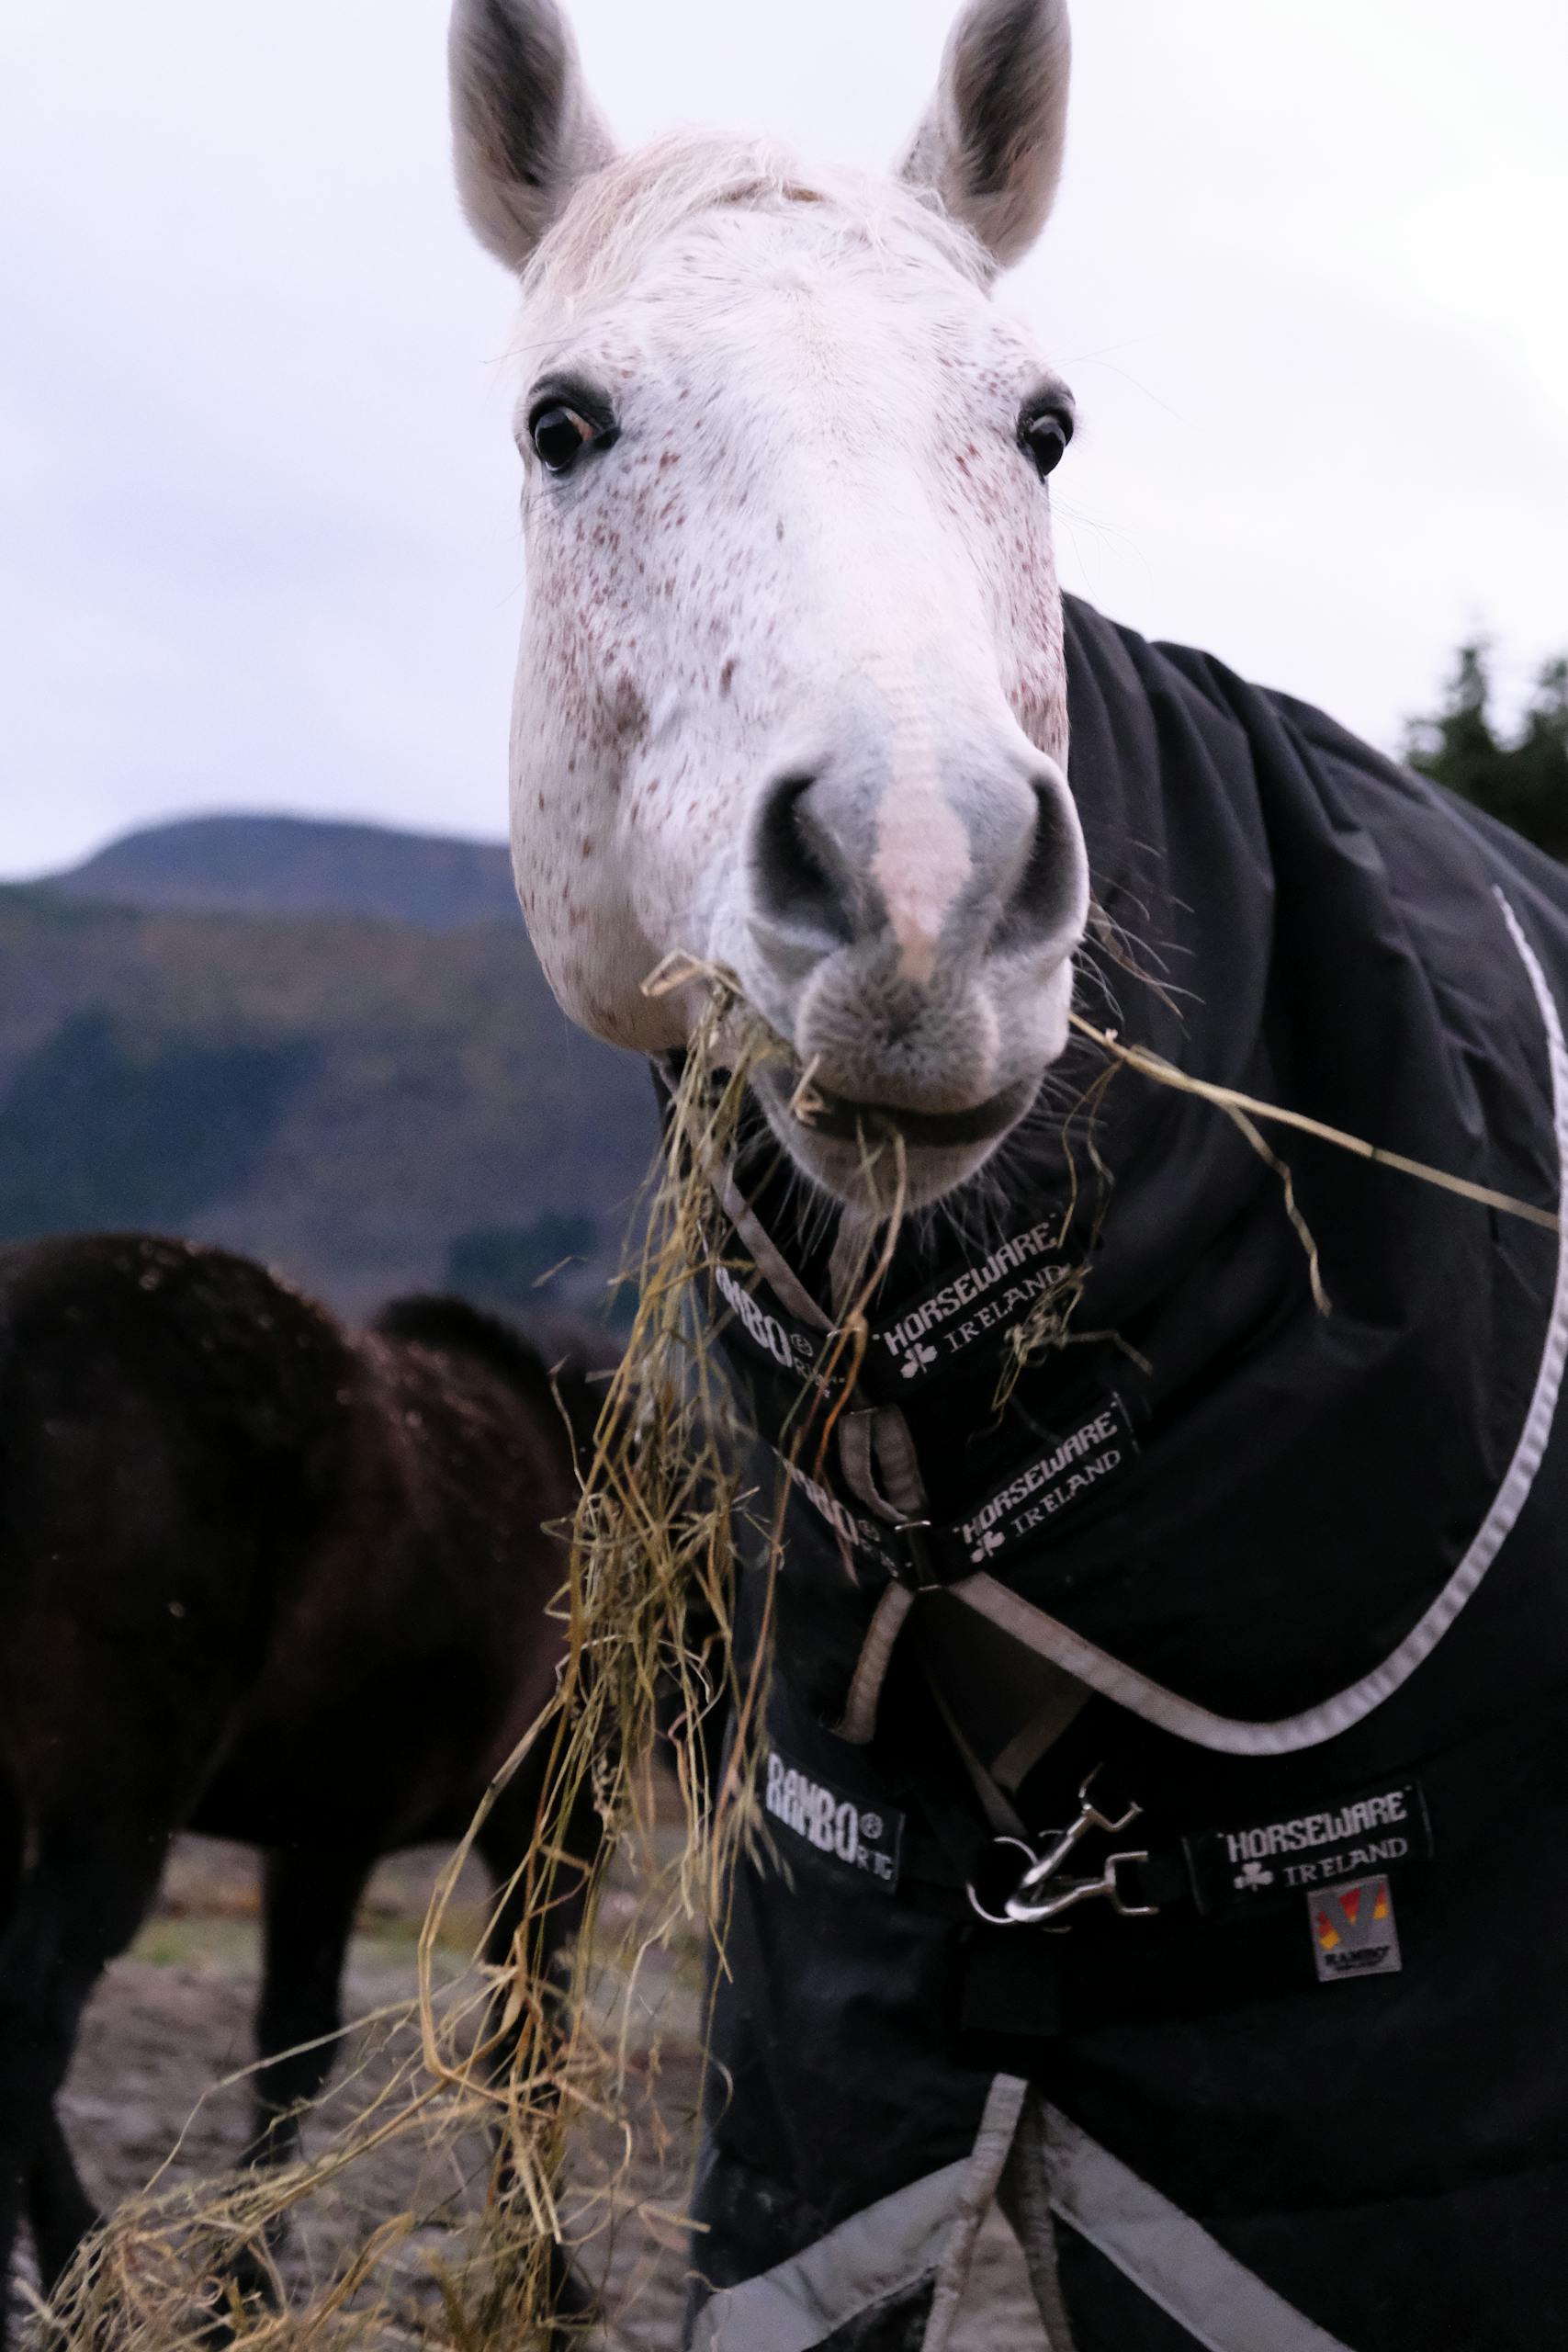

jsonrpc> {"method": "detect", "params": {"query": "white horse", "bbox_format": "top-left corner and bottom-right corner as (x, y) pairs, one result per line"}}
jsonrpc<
(450, 0), (1086, 1212)
(446, 8), (1568, 2351)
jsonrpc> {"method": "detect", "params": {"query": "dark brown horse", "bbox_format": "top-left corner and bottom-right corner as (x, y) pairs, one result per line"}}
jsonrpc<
(0, 1234), (604, 2337)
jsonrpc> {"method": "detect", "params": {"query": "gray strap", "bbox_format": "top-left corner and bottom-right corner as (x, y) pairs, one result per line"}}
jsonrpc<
(838, 1409), (904, 1524)
(924, 1675), (1024, 1838)
(836, 1582), (917, 1746)
(987, 1664), (1091, 1791)
(688, 2078), (1028, 2351)
(998, 2096), (1077, 2349)
(920, 2075), (1031, 2351)
(836, 1404), (929, 1524)
(716, 1164), (832, 1331)
(689, 2149), (967, 2350)
(908, 1597), (1089, 1795)
(869, 1406), (928, 1519)
(1043, 2107), (1352, 2352)
(834, 1398), (931, 1742)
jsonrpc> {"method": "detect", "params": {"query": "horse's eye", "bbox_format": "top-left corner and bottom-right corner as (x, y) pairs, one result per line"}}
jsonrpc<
(530, 403), (599, 474)
(1020, 405), (1073, 481)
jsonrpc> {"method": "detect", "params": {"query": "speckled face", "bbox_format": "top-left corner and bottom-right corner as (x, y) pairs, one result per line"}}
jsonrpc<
(505, 192), (1086, 1204)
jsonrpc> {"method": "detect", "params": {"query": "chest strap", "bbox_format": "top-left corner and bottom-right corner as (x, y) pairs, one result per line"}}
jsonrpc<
(719, 1157), (1100, 1778)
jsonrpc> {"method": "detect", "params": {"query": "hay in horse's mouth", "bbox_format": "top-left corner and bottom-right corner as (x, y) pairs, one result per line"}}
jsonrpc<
(643, 955), (1039, 1157)
(786, 1069), (1037, 1150)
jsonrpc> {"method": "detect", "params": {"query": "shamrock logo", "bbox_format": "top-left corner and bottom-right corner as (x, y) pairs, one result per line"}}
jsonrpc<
(1233, 1860), (1274, 1893)
(968, 1530), (1005, 1564)
(900, 1343), (939, 1378)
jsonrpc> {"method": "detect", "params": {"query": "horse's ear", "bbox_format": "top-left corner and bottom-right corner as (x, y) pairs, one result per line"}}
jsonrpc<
(898, 0), (1071, 274)
(448, 0), (617, 273)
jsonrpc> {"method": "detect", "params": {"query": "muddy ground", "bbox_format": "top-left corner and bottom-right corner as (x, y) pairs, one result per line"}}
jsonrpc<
(27, 1835), (1045, 2348)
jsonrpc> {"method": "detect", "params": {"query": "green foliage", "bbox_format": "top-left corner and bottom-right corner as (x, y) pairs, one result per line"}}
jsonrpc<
(1405, 642), (1568, 861)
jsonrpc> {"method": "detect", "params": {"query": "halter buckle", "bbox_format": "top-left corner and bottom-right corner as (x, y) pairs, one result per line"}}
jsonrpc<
(893, 1519), (936, 1589)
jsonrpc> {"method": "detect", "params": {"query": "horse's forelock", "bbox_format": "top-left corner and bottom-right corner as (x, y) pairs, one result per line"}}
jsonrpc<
(518, 130), (991, 328)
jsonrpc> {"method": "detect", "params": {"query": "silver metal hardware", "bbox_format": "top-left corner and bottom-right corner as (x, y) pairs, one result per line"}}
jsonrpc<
(966, 1768), (1158, 1929)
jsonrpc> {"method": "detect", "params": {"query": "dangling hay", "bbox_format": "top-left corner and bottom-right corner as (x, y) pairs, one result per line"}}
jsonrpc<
(36, 966), (795, 2351)
(1067, 1012), (1561, 1236)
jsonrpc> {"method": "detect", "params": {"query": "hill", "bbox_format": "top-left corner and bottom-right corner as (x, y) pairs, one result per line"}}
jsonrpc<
(45, 813), (522, 932)
(0, 817), (658, 1317)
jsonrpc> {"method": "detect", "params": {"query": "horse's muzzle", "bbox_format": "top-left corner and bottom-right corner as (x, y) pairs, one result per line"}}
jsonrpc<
(790, 1072), (1038, 1150)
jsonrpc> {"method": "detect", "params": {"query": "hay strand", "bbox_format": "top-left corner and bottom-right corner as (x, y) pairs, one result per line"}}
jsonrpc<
(1069, 1013), (1560, 1234)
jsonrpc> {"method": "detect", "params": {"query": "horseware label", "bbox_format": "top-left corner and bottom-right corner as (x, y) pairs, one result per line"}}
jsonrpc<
(719, 1213), (1077, 1397)
(1182, 1779), (1432, 1920)
(953, 1395), (1135, 1566)
(865, 1215), (1074, 1386)
(779, 1397), (1133, 1578)
(1308, 1875), (1403, 1983)
(761, 1747), (904, 1893)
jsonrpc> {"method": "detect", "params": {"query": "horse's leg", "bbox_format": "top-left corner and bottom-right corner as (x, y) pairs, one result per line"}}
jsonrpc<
(201, 1847), (376, 2322)
(243, 1846), (377, 2174)
(0, 1811), (173, 2344)
(27, 2111), (97, 2301)
(476, 1769), (604, 2334)
(0, 1770), (26, 2340)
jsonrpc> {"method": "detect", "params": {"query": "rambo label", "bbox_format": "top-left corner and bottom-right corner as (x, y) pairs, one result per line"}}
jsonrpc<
(782, 1457), (905, 1577)
(1183, 1779), (1432, 1919)
(713, 1262), (819, 1380)
(761, 1749), (904, 1893)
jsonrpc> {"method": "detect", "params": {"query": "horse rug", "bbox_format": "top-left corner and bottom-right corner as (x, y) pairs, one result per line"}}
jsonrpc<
(678, 597), (1568, 2352)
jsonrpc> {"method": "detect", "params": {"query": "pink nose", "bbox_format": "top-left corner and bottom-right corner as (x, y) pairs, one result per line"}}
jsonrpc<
(746, 757), (1082, 986)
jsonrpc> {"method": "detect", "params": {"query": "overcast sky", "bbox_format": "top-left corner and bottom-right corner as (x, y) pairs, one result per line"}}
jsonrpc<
(3, 0), (1564, 878)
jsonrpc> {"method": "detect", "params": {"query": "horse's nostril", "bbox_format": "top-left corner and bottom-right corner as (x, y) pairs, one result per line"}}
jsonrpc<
(997, 777), (1082, 951)
(750, 772), (854, 946)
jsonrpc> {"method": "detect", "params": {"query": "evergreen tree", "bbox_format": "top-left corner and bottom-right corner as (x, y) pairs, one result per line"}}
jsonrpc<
(1406, 641), (1568, 861)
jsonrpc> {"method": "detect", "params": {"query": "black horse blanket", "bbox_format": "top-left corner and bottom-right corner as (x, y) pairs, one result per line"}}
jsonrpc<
(681, 597), (1568, 2352)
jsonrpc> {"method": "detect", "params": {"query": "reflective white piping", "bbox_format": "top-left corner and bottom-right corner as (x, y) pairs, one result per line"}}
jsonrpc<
(958, 888), (1568, 1757)
(1043, 2107), (1351, 2352)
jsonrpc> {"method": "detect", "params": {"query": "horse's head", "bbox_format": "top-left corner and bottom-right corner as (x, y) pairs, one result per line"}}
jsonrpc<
(452, 0), (1087, 1206)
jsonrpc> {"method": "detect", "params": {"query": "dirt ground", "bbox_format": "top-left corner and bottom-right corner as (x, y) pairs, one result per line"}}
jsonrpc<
(24, 1835), (1045, 2349)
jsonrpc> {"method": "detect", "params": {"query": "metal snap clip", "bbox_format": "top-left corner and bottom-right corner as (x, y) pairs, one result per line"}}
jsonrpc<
(965, 1836), (1043, 1927)
(965, 1768), (1157, 1930)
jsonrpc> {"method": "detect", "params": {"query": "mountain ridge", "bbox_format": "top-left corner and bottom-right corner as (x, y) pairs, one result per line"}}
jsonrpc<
(0, 816), (656, 1315)
(45, 812), (522, 932)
